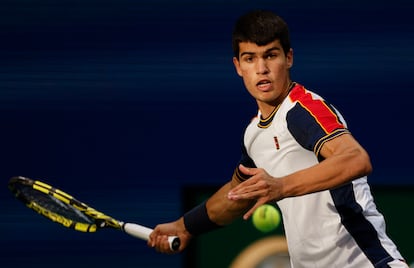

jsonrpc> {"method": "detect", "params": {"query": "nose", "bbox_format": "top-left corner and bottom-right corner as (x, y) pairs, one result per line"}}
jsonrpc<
(256, 58), (269, 74)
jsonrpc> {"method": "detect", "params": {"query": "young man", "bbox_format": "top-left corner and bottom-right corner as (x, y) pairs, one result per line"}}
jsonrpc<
(148, 10), (407, 267)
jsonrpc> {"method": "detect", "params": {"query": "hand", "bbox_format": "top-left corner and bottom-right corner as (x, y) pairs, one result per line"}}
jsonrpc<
(148, 217), (192, 254)
(227, 164), (282, 219)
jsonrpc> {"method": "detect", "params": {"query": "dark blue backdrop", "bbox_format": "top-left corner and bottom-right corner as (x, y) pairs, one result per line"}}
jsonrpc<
(1, 0), (413, 267)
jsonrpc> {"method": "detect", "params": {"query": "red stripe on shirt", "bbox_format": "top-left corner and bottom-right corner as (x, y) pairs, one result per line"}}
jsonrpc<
(289, 85), (345, 134)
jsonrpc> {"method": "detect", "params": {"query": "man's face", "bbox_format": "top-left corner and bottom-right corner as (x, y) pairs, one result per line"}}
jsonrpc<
(233, 40), (293, 114)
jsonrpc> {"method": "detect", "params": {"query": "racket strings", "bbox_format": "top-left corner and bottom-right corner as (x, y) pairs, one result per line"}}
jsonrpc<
(9, 177), (122, 232)
(19, 185), (95, 224)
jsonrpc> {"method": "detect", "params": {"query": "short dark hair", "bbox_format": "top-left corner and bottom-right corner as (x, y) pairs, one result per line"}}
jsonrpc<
(232, 10), (291, 58)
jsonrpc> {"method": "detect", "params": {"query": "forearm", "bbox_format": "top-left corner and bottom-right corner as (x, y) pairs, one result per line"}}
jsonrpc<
(183, 172), (254, 236)
(206, 177), (254, 225)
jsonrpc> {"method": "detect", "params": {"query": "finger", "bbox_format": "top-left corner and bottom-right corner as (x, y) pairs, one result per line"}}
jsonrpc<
(228, 185), (255, 200)
(160, 235), (171, 253)
(228, 170), (259, 197)
(150, 230), (171, 253)
(229, 178), (269, 199)
(155, 235), (169, 253)
(148, 229), (158, 248)
(243, 200), (266, 220)
(240, 187), (270, 200)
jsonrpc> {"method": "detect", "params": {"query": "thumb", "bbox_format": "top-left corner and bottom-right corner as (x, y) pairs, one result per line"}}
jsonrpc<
(239, 164), (255, 176)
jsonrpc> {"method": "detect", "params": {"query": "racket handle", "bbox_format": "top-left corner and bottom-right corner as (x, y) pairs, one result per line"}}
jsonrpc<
(122, 223), (180, 251)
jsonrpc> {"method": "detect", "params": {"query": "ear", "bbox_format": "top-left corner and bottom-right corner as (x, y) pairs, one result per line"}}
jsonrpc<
(286, 48), (294, 68)
(233, 57), (243, 77)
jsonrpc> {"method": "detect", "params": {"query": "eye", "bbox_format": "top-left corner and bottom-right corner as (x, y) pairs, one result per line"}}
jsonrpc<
(266, 53), (277, 59)
(244, 56), (254, 63)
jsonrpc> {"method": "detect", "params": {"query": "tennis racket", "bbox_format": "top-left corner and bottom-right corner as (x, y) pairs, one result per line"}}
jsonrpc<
(8, 176), (180, 251)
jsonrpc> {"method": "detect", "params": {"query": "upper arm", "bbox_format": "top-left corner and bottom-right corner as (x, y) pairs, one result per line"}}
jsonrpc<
(320, 133), (367, 159)
(280, 133), (373, 198)
(319, 133), (372, 175)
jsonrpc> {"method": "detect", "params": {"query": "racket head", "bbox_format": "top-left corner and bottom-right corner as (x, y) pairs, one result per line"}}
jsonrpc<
(8, 176), (121, 233)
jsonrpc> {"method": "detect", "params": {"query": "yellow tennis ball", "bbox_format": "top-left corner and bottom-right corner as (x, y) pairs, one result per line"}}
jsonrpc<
(252, 204), (281, 233)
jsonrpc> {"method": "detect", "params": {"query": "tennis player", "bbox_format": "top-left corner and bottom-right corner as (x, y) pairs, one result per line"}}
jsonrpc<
(148, 10), (407, 267)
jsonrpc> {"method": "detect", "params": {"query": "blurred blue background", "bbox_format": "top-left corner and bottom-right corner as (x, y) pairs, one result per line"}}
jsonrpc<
(1, 0), (413, 267)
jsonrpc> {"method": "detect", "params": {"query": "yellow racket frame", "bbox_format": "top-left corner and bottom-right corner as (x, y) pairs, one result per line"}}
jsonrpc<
(9, 177), (121, 233)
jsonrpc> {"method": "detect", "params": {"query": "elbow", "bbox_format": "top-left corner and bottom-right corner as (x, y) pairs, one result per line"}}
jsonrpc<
(355, 149), (373, 177)
(361, 158), (372, 177)
(365, 158), (373, 176)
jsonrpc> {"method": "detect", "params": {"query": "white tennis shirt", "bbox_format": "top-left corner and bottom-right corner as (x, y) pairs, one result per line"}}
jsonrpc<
(237, 83), (406, 267)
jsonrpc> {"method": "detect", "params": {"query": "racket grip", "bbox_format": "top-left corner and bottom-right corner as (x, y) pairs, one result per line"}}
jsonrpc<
(122, 223), (180, 251)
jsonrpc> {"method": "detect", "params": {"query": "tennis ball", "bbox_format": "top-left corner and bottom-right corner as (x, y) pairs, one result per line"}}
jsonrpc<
(252, 204), (281, 233)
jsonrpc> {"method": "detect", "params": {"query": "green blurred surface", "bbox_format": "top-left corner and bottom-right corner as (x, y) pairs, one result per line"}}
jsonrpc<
(371, 186), (413, 264)
(184, 185), (413, 268)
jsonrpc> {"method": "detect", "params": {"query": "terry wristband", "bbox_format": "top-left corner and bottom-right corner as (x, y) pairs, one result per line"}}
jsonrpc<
(183, 201), (222, 236)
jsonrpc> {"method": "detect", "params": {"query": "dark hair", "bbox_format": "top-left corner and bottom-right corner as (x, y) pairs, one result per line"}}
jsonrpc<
(232, 10), (291, 58)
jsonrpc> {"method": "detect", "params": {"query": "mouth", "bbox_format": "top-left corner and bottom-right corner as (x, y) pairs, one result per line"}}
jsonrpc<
(257, 79), (272, 91)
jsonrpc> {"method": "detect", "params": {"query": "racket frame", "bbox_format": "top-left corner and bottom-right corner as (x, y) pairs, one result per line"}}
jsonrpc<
(8, 176), (180, 251)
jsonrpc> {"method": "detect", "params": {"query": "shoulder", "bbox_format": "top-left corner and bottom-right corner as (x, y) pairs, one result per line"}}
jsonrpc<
(287, 83), (347, 132)
(288, 83), (326, 107)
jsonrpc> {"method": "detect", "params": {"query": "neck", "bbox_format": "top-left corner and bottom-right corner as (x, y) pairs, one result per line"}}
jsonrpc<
(258, 80), (294, 119)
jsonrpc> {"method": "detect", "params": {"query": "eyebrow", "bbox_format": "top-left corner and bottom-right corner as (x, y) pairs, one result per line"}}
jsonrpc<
(240, 46), (281, 57)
